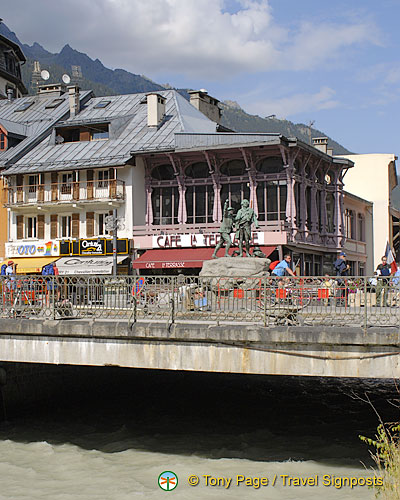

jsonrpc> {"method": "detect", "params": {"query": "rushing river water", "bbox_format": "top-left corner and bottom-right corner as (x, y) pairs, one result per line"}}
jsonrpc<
(0, 368), (399, 499)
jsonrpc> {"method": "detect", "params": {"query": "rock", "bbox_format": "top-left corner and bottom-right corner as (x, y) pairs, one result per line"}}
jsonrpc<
(200, 257), (271, 287)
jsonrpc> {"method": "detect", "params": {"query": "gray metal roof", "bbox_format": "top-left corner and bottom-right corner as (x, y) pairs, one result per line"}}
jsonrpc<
(174, 132), (282, 151)
(3, 90), (217, 175)
(0, 90), (92, 169)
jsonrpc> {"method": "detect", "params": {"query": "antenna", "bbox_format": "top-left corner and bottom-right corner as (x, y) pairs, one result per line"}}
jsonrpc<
(40, 70), (50, 81)
(62, 74), (71, 85)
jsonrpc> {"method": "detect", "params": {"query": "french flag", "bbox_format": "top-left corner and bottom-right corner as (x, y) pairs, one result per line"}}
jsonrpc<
(385, 241), (397, 274)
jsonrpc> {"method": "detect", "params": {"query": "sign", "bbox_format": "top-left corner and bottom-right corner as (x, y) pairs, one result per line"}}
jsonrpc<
(79, 239), (105, 255)
(6, 240), (59, 258)
(152, 232), (265, 249)
(56, 256), (125, 275)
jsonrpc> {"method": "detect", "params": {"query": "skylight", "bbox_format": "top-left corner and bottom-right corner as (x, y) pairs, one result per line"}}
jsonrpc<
(94, 100), (111, 109)
(45, 98), (64, 109)
(14, 101), (34, 112)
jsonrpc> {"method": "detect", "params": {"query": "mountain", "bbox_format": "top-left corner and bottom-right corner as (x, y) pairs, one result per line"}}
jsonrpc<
(0, 22), (351, 154)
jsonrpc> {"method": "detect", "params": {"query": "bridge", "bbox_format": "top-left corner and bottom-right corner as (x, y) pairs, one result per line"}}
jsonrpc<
(0, 275), (399, 380)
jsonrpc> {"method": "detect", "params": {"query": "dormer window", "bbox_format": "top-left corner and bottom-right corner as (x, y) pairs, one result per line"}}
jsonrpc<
(56, 123), (109, 143)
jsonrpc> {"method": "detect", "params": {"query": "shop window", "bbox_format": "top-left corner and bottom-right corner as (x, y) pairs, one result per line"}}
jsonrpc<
(256, 180), (287, 222)
(256, 157), (284, 174)
(152, 186), (179, 225)
(220, 160), (246, 177)
(186, 185), (214, 224)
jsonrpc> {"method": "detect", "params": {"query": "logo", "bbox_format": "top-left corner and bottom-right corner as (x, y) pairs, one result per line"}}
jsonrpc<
(158, 471), (178, 491)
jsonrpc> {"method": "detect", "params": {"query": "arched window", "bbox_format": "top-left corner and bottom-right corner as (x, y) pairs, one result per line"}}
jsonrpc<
(151, 164), (175, 180)
(185, 162), (210, 179)
(256, 180), (287, 221)
(151, 187), (179, 225)
(220, 160), (246, 177)
(326, 193), (335, 233)
(256, 157), (284, 174)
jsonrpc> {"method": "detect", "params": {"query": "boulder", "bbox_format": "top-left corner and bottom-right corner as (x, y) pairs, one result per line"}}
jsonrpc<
(200, 257), (271, 288)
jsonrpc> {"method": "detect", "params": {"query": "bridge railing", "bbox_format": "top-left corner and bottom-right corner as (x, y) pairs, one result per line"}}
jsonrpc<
(0, 275), (397, 327)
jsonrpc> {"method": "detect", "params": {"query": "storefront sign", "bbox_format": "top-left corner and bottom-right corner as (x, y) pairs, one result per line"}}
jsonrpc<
(152, 232), (265, 249)
(6, 240), (59, 258)
(79, 239), (105, 255)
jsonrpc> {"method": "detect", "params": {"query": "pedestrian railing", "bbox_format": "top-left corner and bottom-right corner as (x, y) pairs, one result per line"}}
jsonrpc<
(0, 275), (398, 328)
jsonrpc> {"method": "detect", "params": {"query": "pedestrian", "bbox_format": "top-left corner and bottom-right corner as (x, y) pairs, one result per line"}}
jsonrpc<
(392, 263), (400, 307)
(271, 255), (296, 278)
(375, 256), (391, 307)
(333, 252), (349, 306)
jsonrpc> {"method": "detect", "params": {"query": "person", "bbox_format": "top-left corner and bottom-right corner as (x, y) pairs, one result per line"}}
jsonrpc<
(235, 199), (259, 257)
(391, 263), (400, 307)
(271, 255), (296, 278)
(212, 200), (235, 258)
(333, 252), (349, 306)
(375, 256), (392, 307)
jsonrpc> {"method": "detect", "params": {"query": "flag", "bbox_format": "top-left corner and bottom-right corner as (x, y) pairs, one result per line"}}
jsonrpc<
(385, 241), (397, 274)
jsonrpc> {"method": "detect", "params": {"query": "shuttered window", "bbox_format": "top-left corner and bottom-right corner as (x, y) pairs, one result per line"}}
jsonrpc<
(72, 213), (80, 238)
(86, 212), (94, 237)
(37, 214), (45, 239)
(16, 215), (23, 239)
(50, 214), (58, 239)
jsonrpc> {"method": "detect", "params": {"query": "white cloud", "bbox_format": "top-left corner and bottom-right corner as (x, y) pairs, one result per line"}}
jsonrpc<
(2, 0), (380, 79)
(244, 86), (339, 118)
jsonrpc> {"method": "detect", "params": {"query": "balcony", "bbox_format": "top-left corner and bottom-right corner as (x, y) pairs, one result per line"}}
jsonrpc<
(5, 179), (125, 207)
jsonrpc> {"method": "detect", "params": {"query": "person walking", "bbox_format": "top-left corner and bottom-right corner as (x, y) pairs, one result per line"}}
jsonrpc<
(333, 252), (350, 306)
(375, 256), (392, 307)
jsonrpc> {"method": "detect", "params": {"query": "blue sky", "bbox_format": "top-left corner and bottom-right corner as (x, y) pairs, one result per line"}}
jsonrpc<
(2, 0), (399, 154)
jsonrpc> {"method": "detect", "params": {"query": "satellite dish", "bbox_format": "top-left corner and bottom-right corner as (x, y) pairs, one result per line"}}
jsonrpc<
(55, 135), (64, 145)
(41, 70), (50, 81)
(62, 74), (71, 84)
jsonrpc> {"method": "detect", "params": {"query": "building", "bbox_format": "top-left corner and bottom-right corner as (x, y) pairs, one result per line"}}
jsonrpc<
(0, 32), (27, 99)
(339, 153), (398, 268)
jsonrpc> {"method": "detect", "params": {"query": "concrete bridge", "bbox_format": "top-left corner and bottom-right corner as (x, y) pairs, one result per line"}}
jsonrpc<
(0, 318), (399, 379)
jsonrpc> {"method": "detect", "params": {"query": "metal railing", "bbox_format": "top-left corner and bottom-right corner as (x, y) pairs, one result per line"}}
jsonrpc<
(5, 179), (125, 206)
(0, 275), (399, 328)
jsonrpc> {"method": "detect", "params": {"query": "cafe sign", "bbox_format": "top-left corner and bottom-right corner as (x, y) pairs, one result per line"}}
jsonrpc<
(6, 240), (59, 258)
(152, 232), (265, 249)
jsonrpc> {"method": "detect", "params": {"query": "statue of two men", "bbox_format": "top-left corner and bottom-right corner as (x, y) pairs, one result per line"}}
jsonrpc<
(212, 199), (259, 258)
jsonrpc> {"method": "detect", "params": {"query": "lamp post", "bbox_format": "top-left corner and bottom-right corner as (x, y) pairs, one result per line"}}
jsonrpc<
(105, 211), (125, 276)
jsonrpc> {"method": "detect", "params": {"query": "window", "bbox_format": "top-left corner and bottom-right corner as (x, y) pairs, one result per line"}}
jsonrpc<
(221, 182), (250, 212)
(61, 216), (72, 238)
(186, 185), (214, 224)
(97, 170), (110, 188)
(357, 213), (365, 242)
(94, 100), (111, 109)
(152, 186), (179, 225)
(151, 164), (175, 180)
(220, 160), (246, 177)
(45, 98), (64, 109)
(98, 213), (110, 235)
(0, 132), (6, 150)
(28, 175), (39, 193)
(345, 209), (355, 239)
(185, 162), (210, 178)
(91, 124), (109, 140)
(256, 180), (287, 221)
(61, 173), (73, 194)
(256, 157), (284, 174)
(26, 216), (37, 239)
(326, 193), (335, 233)
(14, 101), (34, 112)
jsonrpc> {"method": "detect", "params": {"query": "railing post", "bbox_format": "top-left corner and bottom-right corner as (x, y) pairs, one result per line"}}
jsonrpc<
(263, 277), (267, 327)
(52, 276), (56, 320)
(170, 278), (175, 324)
(364, 276), (367, 333)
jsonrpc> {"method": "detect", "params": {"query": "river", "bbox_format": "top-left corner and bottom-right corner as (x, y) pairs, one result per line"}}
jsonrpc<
(0, 368), (398, 499)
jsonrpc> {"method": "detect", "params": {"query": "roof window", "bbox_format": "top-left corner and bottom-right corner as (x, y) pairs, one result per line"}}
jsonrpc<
(45, 98), (64, 109)
(94, 100), (111, 109)
(14, 101), (34, 112)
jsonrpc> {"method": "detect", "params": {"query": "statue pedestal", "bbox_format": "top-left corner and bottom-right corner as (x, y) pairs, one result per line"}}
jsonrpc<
(200, 257), (271, 278)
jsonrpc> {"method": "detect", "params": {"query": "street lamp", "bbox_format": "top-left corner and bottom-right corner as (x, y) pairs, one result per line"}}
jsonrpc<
(105, 211), (125, 276)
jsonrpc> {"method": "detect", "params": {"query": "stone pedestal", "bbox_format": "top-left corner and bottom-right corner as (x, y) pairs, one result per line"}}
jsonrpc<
(200, 257), (271, 279)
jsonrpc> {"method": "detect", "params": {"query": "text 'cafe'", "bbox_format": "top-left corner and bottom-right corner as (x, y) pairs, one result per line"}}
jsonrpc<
(3, 238), (131, 275)
(132, 231), (282, 274)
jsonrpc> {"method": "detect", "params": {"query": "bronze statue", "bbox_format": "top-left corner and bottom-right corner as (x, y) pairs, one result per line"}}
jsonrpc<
(212, 200), (235, 258)
(235, 199), (259, 257)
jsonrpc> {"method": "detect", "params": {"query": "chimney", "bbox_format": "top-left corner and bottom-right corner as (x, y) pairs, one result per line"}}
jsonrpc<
(189, 89), (221, 124)
(312, 137), (328, 154)
(68, 85), (80, 117)
(147, 93), (166, 127)
(327, 148), (334, 156)
(37, 83), (67, 96)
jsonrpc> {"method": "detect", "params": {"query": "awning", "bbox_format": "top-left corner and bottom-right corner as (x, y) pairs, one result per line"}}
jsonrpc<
(56, 255), (127, 275)
(6, 257), (59, 274)
(132, 246), (275, 270)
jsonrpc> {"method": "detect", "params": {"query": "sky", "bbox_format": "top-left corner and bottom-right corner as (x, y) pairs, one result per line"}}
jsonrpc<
(2, 0), (400, 154)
